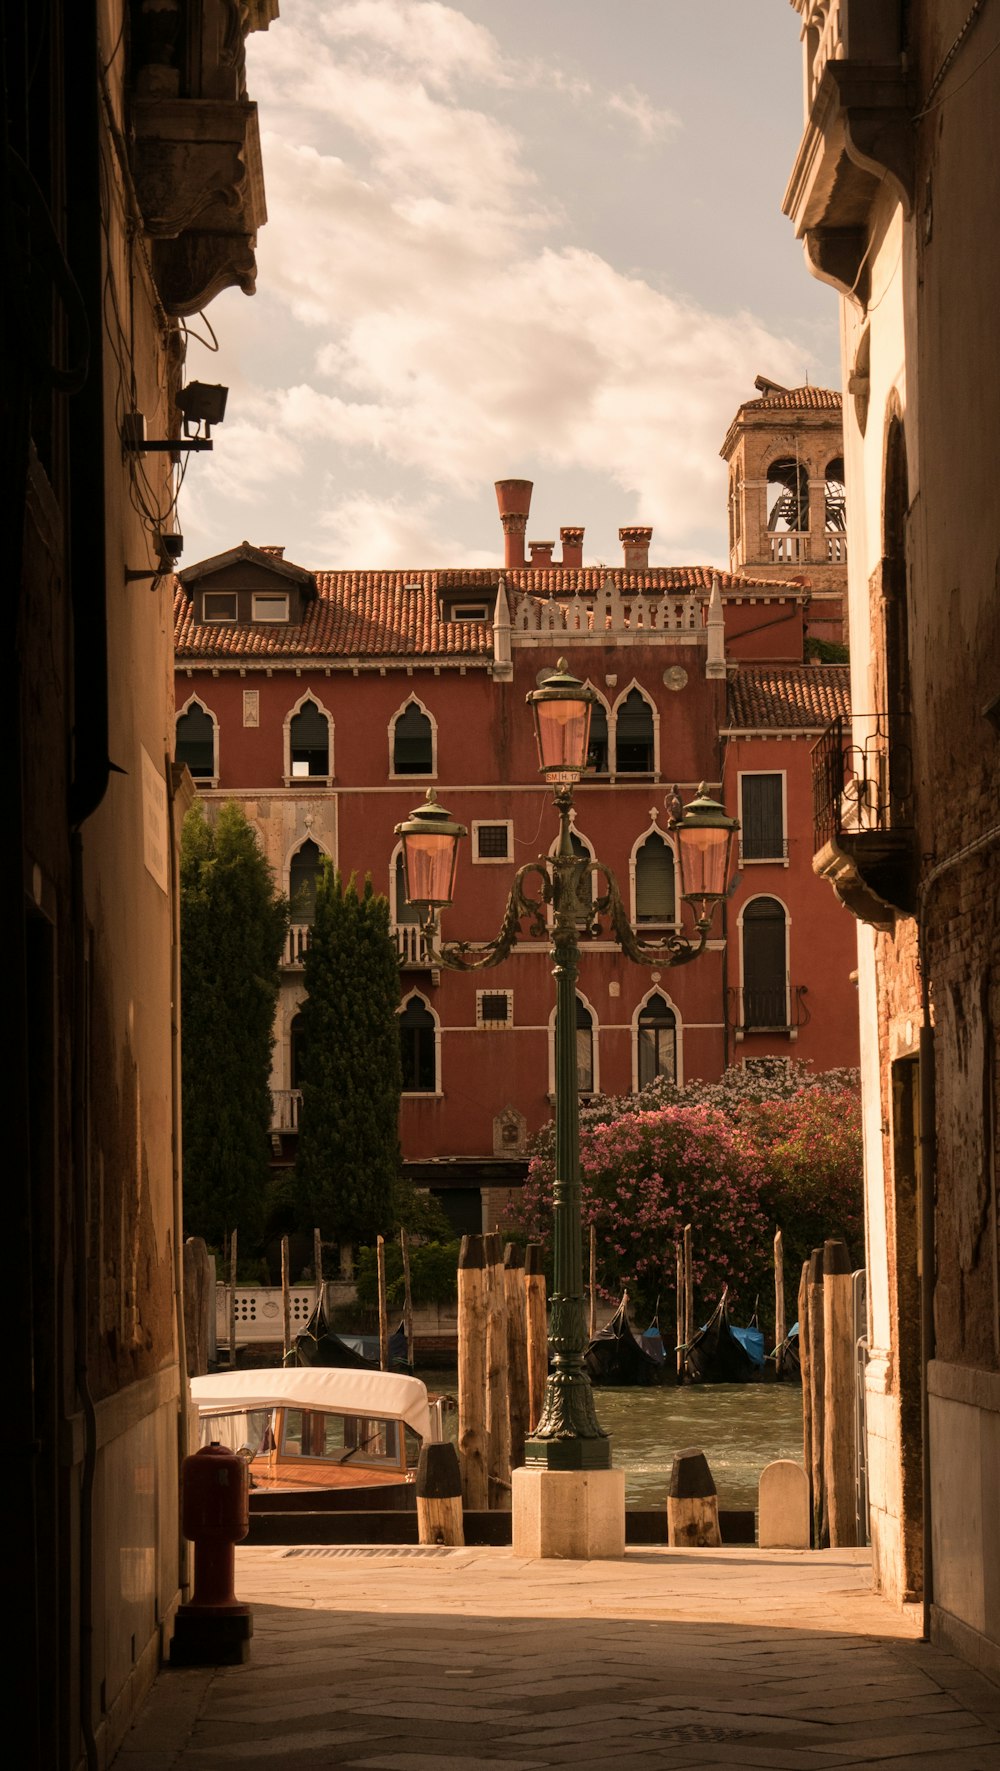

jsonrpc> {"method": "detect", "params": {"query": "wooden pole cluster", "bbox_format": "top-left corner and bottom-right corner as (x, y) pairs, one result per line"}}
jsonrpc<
(798, 1238), (858, 1546)
(457, 1233), (547, 1509)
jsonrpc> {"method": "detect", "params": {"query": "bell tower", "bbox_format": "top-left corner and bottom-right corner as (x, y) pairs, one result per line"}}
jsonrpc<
(720, 376), (847, 648)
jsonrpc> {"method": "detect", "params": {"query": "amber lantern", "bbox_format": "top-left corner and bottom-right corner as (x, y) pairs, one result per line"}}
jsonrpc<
(526, 659), (596, 785)
(395, 790), (468, 909)
(672, 784), (739, 920)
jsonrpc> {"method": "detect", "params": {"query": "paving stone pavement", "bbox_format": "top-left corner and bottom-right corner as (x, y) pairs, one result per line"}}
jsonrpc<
(117, 1546), (1000, 1771)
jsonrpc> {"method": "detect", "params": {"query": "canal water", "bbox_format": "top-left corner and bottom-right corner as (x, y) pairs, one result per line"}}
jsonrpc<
(421, 1373), (803, 1511)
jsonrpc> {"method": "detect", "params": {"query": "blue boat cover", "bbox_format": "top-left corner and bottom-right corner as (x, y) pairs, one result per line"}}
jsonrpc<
(730, 1323), (766, 1367)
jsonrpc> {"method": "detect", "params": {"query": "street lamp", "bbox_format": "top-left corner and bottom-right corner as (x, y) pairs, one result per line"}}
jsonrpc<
(395, 660), (738, 1471)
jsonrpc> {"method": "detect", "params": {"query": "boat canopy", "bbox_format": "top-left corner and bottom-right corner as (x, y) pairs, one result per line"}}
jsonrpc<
(189, 1366), (432, 1442)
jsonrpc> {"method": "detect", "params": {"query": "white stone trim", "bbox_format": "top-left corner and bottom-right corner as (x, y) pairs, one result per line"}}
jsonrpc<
(175, 691), (220, 786)
(471, 818), (514, 863)
(389, 693), (438, 779)
(398, 986), (442, 1095)
(628, 817), (679, 926)
(547, 989), (600, 1098)
(738, 768), (789, 865)
(610, 678), (660, 778)
(631, 985), (683, 1093)
(282, 688), (334, 787)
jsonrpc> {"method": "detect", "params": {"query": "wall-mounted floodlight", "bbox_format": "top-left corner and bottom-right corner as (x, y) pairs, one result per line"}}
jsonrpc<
(122, 381), (229, 454)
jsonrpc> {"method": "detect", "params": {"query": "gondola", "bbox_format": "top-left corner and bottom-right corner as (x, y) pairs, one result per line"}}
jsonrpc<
(772, 1321), (802, 1383)
(584, 1293), (670, 1386)
(684, 1287), (764, 1384)
(293, 1299), (409, 1371)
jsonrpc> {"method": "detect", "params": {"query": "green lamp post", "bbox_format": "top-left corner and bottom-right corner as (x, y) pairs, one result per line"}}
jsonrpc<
(395, 661), (738, 1468)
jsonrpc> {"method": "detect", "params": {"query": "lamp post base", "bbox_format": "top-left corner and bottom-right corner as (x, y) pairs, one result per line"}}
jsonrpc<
(511, 1466), (625, 1560)
(523, 1434), (613, 1472)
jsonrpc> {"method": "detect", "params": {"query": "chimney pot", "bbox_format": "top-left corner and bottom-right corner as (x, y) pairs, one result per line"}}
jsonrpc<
(529, 540), (554, 567)
(560, 526), (584, 569)
(495, 479), (533, 568)
(619, 526), (653, 572)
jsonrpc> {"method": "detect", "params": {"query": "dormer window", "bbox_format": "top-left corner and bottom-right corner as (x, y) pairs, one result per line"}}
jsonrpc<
(252, 591), (289, 622)
(451, 603), (489, 622)
(204, 591), (237, 622)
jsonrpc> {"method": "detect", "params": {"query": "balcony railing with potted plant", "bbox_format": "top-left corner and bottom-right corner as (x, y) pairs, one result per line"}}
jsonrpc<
(811, 713), (915, 923)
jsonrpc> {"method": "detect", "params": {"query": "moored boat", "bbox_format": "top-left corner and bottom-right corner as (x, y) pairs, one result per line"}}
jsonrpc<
(585, 1293), (670, 1386)
(189, 1365), (440, 1511)
(684, 1288), (764, 1384)
(294, 1299), (409, 1371)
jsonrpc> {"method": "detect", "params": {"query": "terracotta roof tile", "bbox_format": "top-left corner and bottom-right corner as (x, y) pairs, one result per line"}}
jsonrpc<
(173, 566), (798, 660)
(742, 386), (842, 412)
(728, 665), (850, 730)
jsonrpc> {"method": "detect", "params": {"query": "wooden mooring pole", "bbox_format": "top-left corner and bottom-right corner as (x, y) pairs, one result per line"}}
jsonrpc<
(683, 1223), (694, 1350)
(798, 1258), (812, 1527)
(504, 1244), (529, 1471)
(525, 1242), (547, 1433)
(823, 1239), (858, 1546)
(377, 1234), (389, 1371)
(400, 1227), (414, 1371)
(675, 1239), (685, 1383)
(314, 1227), (324, 1320)
(484, 1232), (511, 1508)
(457, 1233), (488, 1509)
(807, 1246), (827, 1548)
(588, 1223), (597, 1341)
(280, 1234), (291, 1365)
(228, 1229), (237, 1368)
(774, 1229), (786, 1379)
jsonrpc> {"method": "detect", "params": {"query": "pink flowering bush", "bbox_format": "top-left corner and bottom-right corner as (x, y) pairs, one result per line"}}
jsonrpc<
(736, 1086), (864, 1282)
(506, 1105), (770, 1323)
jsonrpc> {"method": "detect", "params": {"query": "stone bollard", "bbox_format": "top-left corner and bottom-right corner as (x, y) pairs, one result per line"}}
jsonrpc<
(416, 1441), (465, 1547)
(666, 1448), (722, 1547)
(758, 1459), (810, 1549)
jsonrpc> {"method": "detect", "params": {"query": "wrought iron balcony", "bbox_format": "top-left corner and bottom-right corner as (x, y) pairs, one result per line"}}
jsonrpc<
(727, 986), (809, 1038)
(811, 713), (915, 923)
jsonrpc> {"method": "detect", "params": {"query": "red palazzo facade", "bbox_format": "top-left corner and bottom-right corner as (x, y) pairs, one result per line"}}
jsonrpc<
(174, 390), (859, 1231)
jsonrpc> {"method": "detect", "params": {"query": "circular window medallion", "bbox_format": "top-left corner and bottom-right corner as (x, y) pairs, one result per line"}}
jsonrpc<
(663, 666), (688, 691)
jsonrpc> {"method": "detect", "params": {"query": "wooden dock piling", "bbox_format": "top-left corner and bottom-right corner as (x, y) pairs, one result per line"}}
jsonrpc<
(525, 1242), (547, 1432)
(457, 1233), (488, 1509)
(484, 1232), (511, 1507)
(400, 1228), (414, 1370)
(822, 1238), (858, 1546)
(807, 1246), (827, 1547)
(798, 1258), (812, 1528)
(376, 1234), (389, 1371)
(504, 1243), (529, 1471)
(773, 1229), (786, 1379)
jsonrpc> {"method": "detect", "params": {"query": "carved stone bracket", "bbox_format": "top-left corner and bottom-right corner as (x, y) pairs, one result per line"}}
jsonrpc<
(133, 98), (266, 314)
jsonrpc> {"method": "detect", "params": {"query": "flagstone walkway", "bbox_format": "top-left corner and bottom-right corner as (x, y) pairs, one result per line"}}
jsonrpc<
(117, 1545), (999, 1770)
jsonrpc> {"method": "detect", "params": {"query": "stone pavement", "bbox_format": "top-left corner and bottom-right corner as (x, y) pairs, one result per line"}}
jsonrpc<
(118, 1545), (1000, 1770)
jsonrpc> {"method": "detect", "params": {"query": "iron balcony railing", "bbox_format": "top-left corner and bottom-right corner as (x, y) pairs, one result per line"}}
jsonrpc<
(811, 713), (913, 853)
(727, 985), (809, 1035)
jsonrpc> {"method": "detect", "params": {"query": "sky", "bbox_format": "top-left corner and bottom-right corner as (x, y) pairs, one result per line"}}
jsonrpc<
(178, 0), (840, 573)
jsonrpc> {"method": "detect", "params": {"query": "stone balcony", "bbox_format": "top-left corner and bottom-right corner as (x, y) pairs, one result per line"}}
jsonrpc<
(783, 0), (913, 302)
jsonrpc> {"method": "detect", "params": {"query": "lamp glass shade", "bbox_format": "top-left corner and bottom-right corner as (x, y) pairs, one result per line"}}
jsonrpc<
(394, 792), (467, 909)
(673, 785), (739, 911)
(527, 660), (595, 784)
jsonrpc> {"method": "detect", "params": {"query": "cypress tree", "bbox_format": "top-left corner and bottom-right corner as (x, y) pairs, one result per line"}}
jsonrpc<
(180, 801), (288, 1244)
(294, 868), (402, 1243)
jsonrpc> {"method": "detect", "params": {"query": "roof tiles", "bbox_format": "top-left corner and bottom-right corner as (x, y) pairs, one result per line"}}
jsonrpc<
(742, 386), (842, 412)
(728, 664), (849, 730)
(173, 566), (797, 661)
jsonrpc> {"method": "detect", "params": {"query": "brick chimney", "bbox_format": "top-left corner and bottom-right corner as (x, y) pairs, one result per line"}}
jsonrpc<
(529, 540), (554, 566)
(619, 526), (652, 571)
(494, 479), (533, 568)
(560, 526), (584, 568)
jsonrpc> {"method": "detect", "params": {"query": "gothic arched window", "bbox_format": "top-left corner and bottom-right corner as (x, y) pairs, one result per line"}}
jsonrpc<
(289, 698), (330, 777)
(289, 839), (323, 925)
(392, 702), (434, 775)
(634, 832), (675, 922)
(615, 689), (654, 773)
(175, 701), (216, 778)
(637, 994), (677, 1088)
(576, 997), (594, 1094)
(400, 996), (437, 1092)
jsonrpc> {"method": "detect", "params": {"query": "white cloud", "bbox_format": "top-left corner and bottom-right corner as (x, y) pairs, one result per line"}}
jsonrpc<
(181, 2), (813, 567)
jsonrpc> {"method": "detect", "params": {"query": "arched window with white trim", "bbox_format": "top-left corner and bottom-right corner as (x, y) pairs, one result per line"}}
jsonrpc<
(741, 896), (789, 1029)
(632, 829), (676, 924)
(285, 693), (333, 782)
(635, 992), (678, 1090)
(288, 838), (324, 926)
(548, 993), (599, 1096)
(175, 696), (218, 780)
(399, 992), (439, 1093)
(391, 698), (436, 776)
(612, 684), (657, 775)
(586, 692), (610, 775)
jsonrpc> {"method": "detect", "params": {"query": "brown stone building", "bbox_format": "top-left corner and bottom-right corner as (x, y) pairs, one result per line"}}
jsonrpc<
(6, 2), (276, 1763)
(784, 0), (999, 1677)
